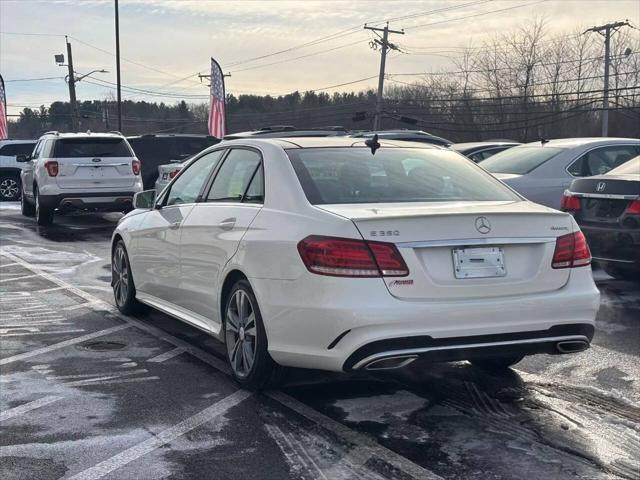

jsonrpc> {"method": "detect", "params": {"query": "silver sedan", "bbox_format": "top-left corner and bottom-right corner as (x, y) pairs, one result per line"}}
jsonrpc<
(481, 138), (640, 209)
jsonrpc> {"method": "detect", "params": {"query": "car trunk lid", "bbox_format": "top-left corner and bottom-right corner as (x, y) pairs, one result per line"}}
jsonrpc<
(55, 156), (136, 189)
(318, 200), (573, 300)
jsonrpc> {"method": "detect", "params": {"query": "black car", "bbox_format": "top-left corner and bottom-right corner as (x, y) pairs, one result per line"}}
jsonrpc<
(224, 125), (348, 140)
(349, 130), (452, 147)
(127, 134), (219, 189)
(452, 141), (521, 162)
(562, 156), (640, 281)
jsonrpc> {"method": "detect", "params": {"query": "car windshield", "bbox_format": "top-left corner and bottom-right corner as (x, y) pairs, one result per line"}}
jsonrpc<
(606, 156), (640, 176)
(53, 138), (132, 158)
(287, 147), (520, 205)
(481, 146), (564, 175)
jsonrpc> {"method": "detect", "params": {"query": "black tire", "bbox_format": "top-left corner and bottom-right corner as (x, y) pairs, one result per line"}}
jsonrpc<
(34, 187), (54, 226)
(603, 265), (639, 282)
(470, 355), (524, 370)
(223, 279), (283, 390)
(112, 241), (146, 315)
(0, 174), (21, 201)
(21, 187), (35, 216)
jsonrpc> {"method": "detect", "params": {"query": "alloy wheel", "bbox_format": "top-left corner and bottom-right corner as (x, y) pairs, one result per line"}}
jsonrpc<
(225, 289), (257, 378)
(112, 246), (129, 308)
(0, 178), (19, 200)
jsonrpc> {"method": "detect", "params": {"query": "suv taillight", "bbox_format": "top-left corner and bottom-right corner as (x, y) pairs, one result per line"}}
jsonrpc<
(625, 199), (640, 214)
(44, 160), (59, 177)
(560, 191), (581, 211)
(552, 231), (591, 269)
(297, 235), (409, 277)
(132, 159), (141, 175)
(169, 169), (179, 179)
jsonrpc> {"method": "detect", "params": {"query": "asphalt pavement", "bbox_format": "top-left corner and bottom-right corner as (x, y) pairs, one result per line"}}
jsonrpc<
(1, 203), (638, 480)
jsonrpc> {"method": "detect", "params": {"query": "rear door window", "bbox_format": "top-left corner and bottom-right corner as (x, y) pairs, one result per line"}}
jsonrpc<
(567, 145), (640, 177)
(206, 149), (262, 202)
(53, 138), (133, 158)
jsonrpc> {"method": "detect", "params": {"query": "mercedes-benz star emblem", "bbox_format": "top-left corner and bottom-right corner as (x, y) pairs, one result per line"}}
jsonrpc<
(596, 181), (606, 192)
(475, 216), (491, 234)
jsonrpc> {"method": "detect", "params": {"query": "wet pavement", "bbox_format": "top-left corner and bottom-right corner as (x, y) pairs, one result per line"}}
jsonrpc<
(1, 202), (639, 480)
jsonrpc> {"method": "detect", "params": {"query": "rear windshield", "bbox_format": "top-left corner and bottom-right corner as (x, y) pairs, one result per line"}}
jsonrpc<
(481, 146), (564, 175)
(53, 138), (132, 158)
(606, 156), (640, 176)
(287, 147), (520, 205)
(0, 143), (36, 157)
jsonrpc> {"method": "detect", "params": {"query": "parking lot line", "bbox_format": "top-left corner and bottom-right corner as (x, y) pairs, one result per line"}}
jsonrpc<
(66, 389), (252, 480)
(0, 395), (64, 421)
(147, 346), (185, 363)
(0, 324), (131, 366)
(1, 250), (442, 480)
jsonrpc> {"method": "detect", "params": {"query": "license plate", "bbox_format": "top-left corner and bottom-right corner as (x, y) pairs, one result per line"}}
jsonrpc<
(86, 167), (103, 178)
(452, 247), (506, 279)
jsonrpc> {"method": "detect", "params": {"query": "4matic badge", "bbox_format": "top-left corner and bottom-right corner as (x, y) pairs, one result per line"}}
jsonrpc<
(388, 279), (414, 287)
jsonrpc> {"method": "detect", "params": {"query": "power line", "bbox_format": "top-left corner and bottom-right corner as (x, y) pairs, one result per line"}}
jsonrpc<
(4, 76), (66, 83)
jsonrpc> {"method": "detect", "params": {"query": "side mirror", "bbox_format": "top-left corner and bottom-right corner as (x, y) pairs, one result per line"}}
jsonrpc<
(133, 190), (156, 210)
(16, 154), (30, 163)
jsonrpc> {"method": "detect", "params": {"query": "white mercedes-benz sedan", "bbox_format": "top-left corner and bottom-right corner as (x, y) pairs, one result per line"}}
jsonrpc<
(111, 137), (600, 389)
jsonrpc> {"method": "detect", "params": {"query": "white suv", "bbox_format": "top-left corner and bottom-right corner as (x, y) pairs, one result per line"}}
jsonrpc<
(0, 139), (37, 201)
(18, 132), (143, 226)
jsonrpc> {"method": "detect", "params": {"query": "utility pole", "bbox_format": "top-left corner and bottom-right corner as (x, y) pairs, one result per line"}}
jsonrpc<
(114, 0), (122, 132)
(364, 23), (404, 131)
(65, 36), (79, 131)
(585, 20), (633, 137)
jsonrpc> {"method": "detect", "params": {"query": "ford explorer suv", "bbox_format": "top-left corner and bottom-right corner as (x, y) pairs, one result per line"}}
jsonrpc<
(0, 139), (37, 201)
(18, 132), (143, 226)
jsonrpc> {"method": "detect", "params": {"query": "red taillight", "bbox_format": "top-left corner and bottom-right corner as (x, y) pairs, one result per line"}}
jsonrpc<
(169, 169), (179, 179)
(297, 235), (409, 277)
(132, 159), (141, 175)
(44, 160), (59, 177)
(561, 192), (581, 211)
(552, 231), (591, 269)
(626, 199), (640, 214)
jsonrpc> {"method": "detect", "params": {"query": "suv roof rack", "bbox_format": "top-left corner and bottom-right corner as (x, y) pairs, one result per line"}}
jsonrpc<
(109, 130), (124, 136)
(43, 131), (59, 136)
(255, 125), (347, 133)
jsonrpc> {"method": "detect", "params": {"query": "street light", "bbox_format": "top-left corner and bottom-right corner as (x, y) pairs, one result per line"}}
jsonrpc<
(74, 69), (109, 83)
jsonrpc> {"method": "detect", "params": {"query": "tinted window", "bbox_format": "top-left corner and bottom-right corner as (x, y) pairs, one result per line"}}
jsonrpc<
(244, 164), (264, 203)
(567, 145), (639, 177)
(165, 150), (224, 206)
(53, 138), (132, 158)
(0, 143), (36, 156)
(606, 156), (640, 176)
(468, 147), (509, 163)
(207, 149), (262, 202)
(288, 147), (519, 205)
(482, 147), (564, 175)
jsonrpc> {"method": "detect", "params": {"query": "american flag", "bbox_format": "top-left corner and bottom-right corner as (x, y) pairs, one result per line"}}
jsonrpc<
(208, 58), (226, 138)
(0, 74), (7, 140)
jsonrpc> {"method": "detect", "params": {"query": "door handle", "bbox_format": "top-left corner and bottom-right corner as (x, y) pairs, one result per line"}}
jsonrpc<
(169, 221), (181, 230)
(218, 218), (236, 230)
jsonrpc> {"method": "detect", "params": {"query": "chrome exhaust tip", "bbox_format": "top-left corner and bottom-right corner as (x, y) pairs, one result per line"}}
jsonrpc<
(364, 355), (418, 371)
(556, 340), (589, 354)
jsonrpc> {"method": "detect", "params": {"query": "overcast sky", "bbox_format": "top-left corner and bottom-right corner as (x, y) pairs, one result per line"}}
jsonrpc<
(1, 0), (639, 115)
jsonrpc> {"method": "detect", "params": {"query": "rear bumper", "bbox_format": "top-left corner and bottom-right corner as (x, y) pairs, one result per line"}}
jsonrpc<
(39, 191), (140, 212)
(580, 223), (640, 266)
(250, 266), (600, 372)
(345, 323), (593, 370)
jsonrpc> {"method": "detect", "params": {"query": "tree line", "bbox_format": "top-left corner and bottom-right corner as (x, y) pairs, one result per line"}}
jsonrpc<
(7, 20), (640, 142)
